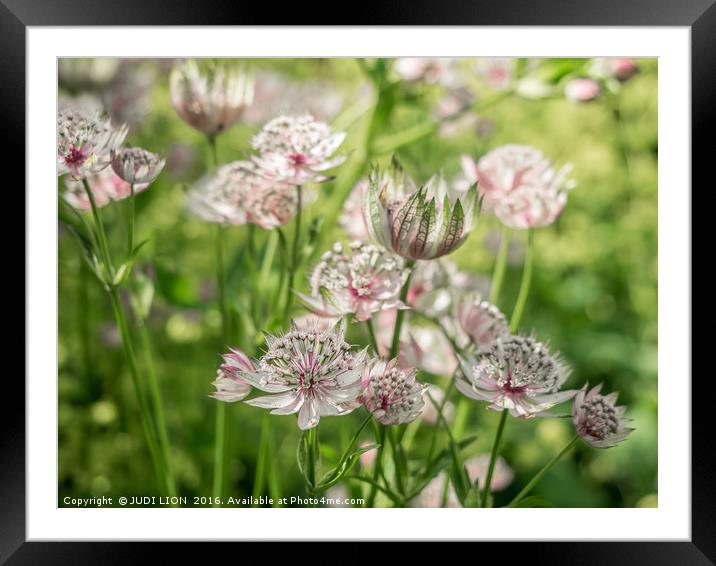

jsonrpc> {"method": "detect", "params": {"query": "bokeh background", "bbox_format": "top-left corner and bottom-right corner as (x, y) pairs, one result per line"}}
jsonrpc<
(58, 57), (657, 508)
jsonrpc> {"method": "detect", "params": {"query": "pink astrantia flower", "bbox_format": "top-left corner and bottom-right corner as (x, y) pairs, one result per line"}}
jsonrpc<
(457, 335), (576, 418)
(360, 358), (427, 425)
(589, 58), (639, 83)
(297, 241), (408, 322)
(169, 59), (254, 136)
(241, 320), (367, 430)
(211, 348), (254, 402)
(57, 108), (128, 179)
(338, 180), (370, 240)
(186, 161), (300, 228)
(111, 147), (165, 185)
(455, 295), (510, 348)
(474, 58), (514, 90)
(400, 327), (457, 377)
(63, 168), (149, 211)
(565, 78), (601, 103)
(250, 114), (346, 185)
(462, 145), (574, 229)
(364, 158), (481, 261)
(572, 384), (634, 448)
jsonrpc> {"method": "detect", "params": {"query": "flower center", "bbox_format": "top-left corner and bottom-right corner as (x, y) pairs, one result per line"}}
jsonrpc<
(64, 144), (89, 168)
(288, 153), (308, 167)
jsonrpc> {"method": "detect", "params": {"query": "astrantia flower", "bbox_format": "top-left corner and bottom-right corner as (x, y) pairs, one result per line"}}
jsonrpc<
(572, 384), (634, 448)
(463, 145), (574, 229)
(63, 168), (149, 211)
(565, 78), (601, 103)
(250, 114), (346, 184)
(474, 58), (514, 90)
(400, 327), (457, 377)
(455, 295), (509, 348)
(360, 358), (426, 425)
(111, 147), (165, 185)
(338, 180), (370, 240)
(364, 158), (481, 261)
(211, 348), (254, 402)
(169, 59), (254, 136)
(57, 108), (128, 179)
(186, 161), (299, 228)
(457, 335), (575, 418)
(241, 320), (366, 430)
(297, 241), (408, 322)
(589, 58), (639, 82)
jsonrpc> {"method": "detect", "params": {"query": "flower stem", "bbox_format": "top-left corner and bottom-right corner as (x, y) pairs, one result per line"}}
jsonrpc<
(365, 318), (379, 355)
(365, 423), (386, 507)
(108, 288), (166, 493)
(252, 413), (271, 506)
(81, 178), (113, 279)
(481, 409), (508, 508)
(207, 134), (219, 170)
(489, 226), (511, 305)
(127, 183), (135, 255)
(507, 435), (580, 508)
(137, 319), (177, 499)
(283, 185), (303, 321)
(390, 260), (415, 359)
(509, 229), (534, 333)
(212, 224), (231, 506)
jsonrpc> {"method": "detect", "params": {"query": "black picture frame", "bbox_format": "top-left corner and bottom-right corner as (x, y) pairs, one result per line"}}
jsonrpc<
(6, 0), (708, 561)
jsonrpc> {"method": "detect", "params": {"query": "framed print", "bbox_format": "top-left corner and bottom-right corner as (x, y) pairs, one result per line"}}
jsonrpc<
(7, 0), (709, 561)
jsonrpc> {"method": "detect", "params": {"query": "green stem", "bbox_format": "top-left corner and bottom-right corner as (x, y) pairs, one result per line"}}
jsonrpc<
(81, 178), (113, 279)
(108, 288), (165, 493)
(138, 320), (177, 498)
(212, 225), (231, 506)
(509, 229), (534, 333)
(127, 183), (135, 255)
(489, 226), (511, 305)
(365, 318), (379, 355)
(207, 134), (219, 170)
(283, 185), (303, 321)
(252, 413), (270, 506)
(390, 261), (415, 358)
(365, 424), (386, 507)
(507, 435), (580, 508)
(481, 409), (508, 508)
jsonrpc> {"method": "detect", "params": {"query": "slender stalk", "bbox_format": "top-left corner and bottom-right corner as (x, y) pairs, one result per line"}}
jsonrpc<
(489, 226), (511, 305)
(212, 225), (231, 505)
(138, 320), (177, 498)
(390, 261), (415, 358)
(283, 185), (303, 321)
(365, 424), (386, 508)
(365, 318), (379, 355)
(480, 409), (508, 508)
(109, 288), (165, 492)
(207, 134), (219, 170)
(509, 229), (534, 333)
(127, 183), (135, 255)
(81, 178), (113, 278)
(507, 435), (579, 508)
(252, 414), (270, 507)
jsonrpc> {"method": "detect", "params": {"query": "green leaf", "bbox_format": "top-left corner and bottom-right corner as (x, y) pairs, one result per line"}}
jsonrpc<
(316, 443), (381, 491)
(112, 240), (149, 287)
(65, 224), (106, 284)
(296, 430), (313, 490)
(510, 496), (555, 508)
(409, 436), (477, 499)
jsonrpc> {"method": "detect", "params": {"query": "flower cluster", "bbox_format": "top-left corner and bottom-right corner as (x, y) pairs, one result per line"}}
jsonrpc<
(364, 158), (481, 260)
(186, 161), (302, 228)
(250, 114), (347, 185)
(170, 60), (254, 136)
(210, 349), (254, 402)
(298, 241), (408, 322)
(455, 295), (510, 349)
(573, 384), (633, 448)
(111, 147), (165, 185)
(360, 358), (427, 425)
(457, 335), (575, 418)
(462, 144), (575, 229)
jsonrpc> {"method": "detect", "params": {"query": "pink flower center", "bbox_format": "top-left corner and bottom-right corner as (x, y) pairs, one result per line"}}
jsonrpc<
(288, 153), (308, 167)
(64, 144), (89, 169)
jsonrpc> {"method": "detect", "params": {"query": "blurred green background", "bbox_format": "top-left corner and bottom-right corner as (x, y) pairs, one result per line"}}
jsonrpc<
(58, 57), (657, 508)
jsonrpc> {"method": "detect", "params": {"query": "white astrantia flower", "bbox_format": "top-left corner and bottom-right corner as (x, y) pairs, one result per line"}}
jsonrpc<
(170, 59), (254, 136)
(186, 161), (301, 228)
(364, 157), (481, 261)
(57, 108), (128, 179)
(455, 294), (510, 349)
(572, 384), (634, 448)
(297, 241), (409, 322)
(250, 113), (346, 185)
(210, 348), (254, 402)
(111, 147), (166, 185)
(64, 167), (149, 211)
(241, 319), (367, 430)
(360, 358), (427, 425)
(457, 335), (576, 418)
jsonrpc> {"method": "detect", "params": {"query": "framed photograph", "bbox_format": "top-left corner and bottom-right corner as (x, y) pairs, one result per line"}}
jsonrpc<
(9, 0), (707, 560)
